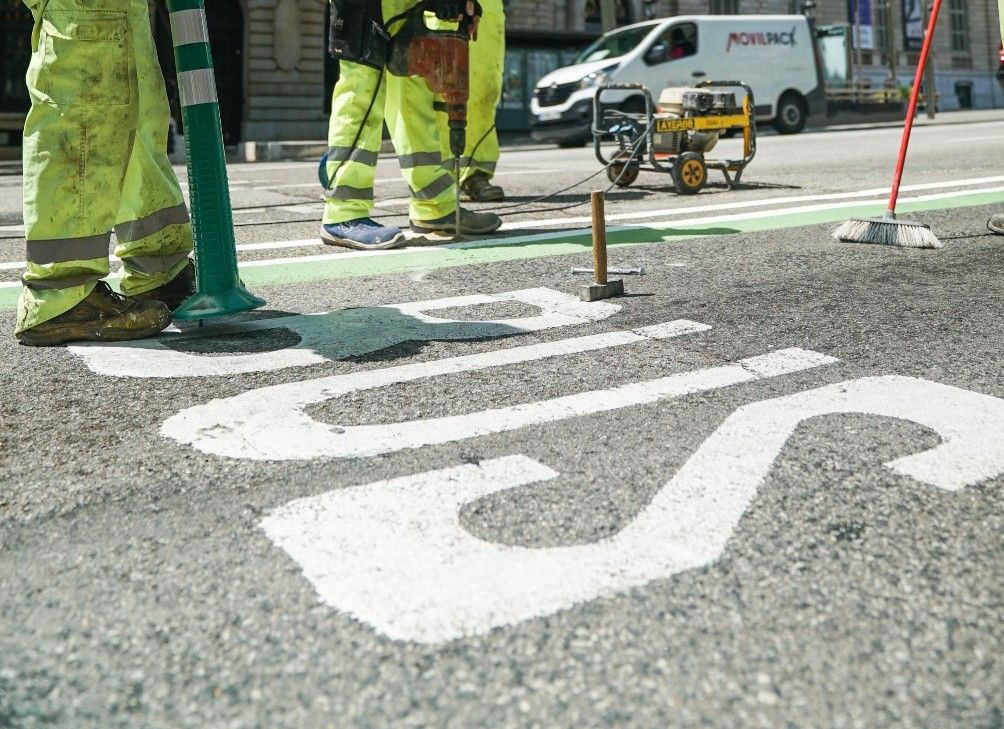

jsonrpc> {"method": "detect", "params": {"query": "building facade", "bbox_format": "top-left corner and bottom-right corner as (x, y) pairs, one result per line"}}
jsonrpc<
(1, 0), (1001, 147)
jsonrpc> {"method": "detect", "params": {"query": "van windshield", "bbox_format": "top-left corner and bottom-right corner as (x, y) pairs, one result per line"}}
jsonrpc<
(575, 25), (655, 64)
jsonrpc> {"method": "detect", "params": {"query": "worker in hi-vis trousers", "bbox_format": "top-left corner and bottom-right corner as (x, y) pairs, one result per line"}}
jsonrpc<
(16, 0), (196, 346)
(432, 0), (506, 202)
(990, 8), (1004, 234)
(322, 0), (502, 250)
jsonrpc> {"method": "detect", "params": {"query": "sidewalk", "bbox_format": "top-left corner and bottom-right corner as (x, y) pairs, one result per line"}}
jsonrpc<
(238, 108), (1004, 163)
(2, 109), (1002, 173)
(807, 107), (1004, 133)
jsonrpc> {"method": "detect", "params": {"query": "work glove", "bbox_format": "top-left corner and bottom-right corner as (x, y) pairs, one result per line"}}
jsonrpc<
(429, 0), (482, 34)
(428, 0), (481, 19)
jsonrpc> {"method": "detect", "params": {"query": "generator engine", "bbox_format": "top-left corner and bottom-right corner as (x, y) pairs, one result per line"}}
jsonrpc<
(653, 86), (738, 156)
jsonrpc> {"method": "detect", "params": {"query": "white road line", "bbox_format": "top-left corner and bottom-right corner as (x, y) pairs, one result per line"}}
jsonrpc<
(179, 180), (250, 188)
(0, 235), (431, 271)
(261, 375), (1004, 642)
(253, 182), (324, 191)
(629, 185), (1004, 233)
(2, 179), (1002, 282)
(502, 175), (1004, 230)
(228, 175), (1004, 221)
(259, 168), (562, 191)
(957, 135), (1004, 142)
(162, 337), (835, 462)
(70, 288), (621, 378)
(451, 184), (1004, 250)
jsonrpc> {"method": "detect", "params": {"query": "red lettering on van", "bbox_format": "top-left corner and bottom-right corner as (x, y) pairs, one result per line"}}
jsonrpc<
(726, 26), (798, 51)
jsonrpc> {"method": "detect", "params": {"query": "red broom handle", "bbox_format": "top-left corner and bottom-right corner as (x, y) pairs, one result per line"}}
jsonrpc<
(888, 0), (943, 213)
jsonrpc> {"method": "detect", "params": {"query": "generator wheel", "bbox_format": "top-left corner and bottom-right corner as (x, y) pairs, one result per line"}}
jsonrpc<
(672, 152), (707, 195)
(607, 157), (640, 187)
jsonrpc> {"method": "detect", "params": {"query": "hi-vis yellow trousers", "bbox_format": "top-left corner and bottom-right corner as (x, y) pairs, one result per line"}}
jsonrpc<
(434, 0), (505, 184)
(323, 0), (458, 226)
(17, 0), (193, 334)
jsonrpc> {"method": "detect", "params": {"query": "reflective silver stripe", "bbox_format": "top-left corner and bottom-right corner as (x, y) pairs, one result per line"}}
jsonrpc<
(120, 251), (191, 275)
(169, 9), (209, 47)
(327, 147), (379, 167)
(21, 273), (100, 291)
(114, 204), (190, 243)
(178, 68), (218, 107)
(410, 174), (454, 201)
(323, 185), (374, 201)
(26, 233), (110, 265)
(399, 152), (443, 169)
(446, 157), (498, 174)
(462, 158), (497, 174)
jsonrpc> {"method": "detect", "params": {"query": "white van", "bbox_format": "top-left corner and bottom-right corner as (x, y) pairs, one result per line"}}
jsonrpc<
(530, 15), (824, 146)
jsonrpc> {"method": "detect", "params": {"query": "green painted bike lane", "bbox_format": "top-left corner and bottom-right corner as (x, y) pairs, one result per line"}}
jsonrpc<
(1, 189), (1000, 311)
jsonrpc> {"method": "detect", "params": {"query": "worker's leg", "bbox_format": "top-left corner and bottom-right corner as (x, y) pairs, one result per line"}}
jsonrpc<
(378, 0), (454, 223)
(322, 61), (388, 226)
(385, 71), (499, 234)
(460, 0), (504, 184)
(114, 0), (193, 297)
(320, 61), (406, 249)
(990, 5), (1003, 234)
(384, 70), (457, 223)
(430, 0), (505, 202)
(17, 0), (134, 333)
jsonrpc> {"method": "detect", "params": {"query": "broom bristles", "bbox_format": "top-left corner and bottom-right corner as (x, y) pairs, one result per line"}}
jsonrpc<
(832, 217), (943, 249)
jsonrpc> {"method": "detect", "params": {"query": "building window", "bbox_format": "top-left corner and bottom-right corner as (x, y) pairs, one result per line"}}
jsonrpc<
(873, 0), (889, 52)
(584, 0), (633, 27)
(948, 0), (968, 52)
(0, 2), (33, 114)
(709, 0), (740, 13)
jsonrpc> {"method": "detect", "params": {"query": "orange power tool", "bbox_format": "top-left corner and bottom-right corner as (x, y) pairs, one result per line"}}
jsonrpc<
(400, 9), (472, 238)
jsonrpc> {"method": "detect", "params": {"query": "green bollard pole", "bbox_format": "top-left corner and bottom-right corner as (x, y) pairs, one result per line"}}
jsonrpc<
(166, 0), (265, 320)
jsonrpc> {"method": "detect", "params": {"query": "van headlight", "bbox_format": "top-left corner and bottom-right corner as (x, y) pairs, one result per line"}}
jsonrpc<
(579, 71), (610, 89)
(579, 65), (619, 90)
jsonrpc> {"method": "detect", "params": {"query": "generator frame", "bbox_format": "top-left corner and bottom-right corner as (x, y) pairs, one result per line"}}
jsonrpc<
(592, 80), (757, 194)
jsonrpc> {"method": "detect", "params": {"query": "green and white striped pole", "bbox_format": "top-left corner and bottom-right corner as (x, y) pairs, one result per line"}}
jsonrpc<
(166, 0), (265, 320)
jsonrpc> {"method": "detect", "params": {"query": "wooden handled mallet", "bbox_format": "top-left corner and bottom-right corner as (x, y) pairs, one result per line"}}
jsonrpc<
(580, 191), (625, 301)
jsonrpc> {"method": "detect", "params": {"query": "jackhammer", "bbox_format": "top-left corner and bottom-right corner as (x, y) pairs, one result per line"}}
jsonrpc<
(388, 4), (473, 239)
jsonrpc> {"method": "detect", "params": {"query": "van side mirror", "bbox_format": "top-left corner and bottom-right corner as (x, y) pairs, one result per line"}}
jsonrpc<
(644, 42), (668, 65)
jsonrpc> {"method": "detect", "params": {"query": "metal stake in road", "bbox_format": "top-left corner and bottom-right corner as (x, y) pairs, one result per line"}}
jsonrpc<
(580, 191), (624, 302)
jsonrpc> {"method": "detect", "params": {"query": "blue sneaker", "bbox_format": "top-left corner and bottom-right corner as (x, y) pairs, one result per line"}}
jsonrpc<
(321, 218), (405, 250)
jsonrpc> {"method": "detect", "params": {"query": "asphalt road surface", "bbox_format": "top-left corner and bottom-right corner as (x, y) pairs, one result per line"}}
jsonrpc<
(1, 111), (1002, 728)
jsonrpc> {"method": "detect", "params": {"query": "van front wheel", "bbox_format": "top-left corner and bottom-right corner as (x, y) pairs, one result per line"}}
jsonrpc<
(773, 92), (807, 135)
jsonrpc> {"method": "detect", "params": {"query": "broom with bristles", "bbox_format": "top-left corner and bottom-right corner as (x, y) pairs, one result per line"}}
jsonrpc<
(832, 0), (944, 249)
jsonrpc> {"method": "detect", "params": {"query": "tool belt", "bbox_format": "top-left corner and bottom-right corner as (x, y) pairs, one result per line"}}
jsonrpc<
(385, 3), (426, 77)
(328, 0), (391, 69)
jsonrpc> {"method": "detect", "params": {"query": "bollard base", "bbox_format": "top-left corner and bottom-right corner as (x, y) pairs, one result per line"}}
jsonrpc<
(580, 279), (624, 302)
(172, 286), (266, 321)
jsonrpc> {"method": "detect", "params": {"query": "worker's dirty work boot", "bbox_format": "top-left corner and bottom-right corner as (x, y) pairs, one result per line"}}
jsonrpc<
(410, 208), (502, 235)
(988, 214), (1004, 235)
(321, 218), (406, 250)
(129, 259), (197, 311)
(462, 172), (505, 202)
(16, 282), (172, 347)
